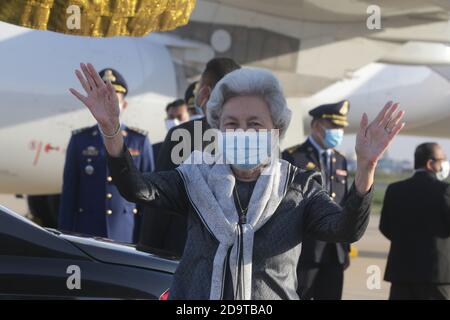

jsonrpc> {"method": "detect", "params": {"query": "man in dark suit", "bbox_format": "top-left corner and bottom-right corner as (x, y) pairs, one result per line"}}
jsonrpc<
(380, 142), (450, 300)
(137, 58), (241, 257)
(282, 100), (351, 299)
(59, 68), (154, 243)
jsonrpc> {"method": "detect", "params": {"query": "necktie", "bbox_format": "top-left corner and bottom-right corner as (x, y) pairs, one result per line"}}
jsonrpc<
(321, 151), (330, 191)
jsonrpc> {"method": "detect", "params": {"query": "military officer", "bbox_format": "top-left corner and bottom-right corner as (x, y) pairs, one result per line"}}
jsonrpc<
(282, 100), (351, 300)
(59, 68), (154, 243)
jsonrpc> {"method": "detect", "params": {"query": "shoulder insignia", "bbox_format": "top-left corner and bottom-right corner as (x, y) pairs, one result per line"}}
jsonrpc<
(306, 162), (316, 170)
(285, 145), (299, 154)
(127, 126), (148, 136)
(72, 126), (91, 135)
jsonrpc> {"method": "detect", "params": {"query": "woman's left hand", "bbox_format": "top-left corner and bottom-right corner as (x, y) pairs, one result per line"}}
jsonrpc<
(354, 102), (405, 194)
(356, 101), (405, 167)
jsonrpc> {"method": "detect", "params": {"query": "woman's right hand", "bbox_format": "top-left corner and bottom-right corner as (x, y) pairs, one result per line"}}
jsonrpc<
(69, 63), (120, 135)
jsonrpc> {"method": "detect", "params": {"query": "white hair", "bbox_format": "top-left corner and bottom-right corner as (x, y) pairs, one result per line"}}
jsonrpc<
(206, 67), (292, 139)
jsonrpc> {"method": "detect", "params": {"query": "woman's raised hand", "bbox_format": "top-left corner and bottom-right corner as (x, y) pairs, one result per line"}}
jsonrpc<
(356, 101), (405, 167)
(353, 101), (406, 194)
(69, 63), (120, 135)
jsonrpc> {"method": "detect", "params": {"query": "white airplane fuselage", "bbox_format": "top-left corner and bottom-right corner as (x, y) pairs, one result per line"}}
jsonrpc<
(0, 22), (177, 194)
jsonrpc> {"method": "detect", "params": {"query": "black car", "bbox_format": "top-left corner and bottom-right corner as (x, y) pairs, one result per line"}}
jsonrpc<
(0, 205), (178, 299)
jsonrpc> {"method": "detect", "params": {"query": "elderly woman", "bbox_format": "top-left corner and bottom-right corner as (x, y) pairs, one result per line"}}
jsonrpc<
(70, 63), (405, 300)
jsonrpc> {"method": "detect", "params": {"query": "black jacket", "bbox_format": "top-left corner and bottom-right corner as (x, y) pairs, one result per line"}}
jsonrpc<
(380, 171), (450, 283)
(282, 139), (350, 265)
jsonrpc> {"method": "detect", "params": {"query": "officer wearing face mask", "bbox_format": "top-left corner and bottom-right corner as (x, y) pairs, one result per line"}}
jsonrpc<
(282, 100), (351, 300)
(165, 99), (190, 131)
(59, 68), (154, 243)
(380, 142), (450, 300)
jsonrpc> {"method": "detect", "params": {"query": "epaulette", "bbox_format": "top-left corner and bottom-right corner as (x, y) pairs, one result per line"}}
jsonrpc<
(285, 145), (299, 155)
(127, 126), (148, 136)
(71, 126), (91, 135)
(291, 168), (323, 194)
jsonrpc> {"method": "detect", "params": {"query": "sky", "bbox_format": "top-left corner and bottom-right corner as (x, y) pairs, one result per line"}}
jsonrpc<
(340, 134), (450, 161)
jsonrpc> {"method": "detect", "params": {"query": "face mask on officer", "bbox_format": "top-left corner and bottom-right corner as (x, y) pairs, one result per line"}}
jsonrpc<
(320, 125), (344, 149)
(435, 159), (450, 181)
(165, 118), (180, 131)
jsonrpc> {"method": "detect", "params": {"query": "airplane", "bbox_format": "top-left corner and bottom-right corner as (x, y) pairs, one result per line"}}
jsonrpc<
(1, 0), (450, 225)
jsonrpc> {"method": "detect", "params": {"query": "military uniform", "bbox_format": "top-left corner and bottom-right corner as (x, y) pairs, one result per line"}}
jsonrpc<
(282, 100), (351, 300)
(58, 125), (154, 243)
(58, 68), (154, 243)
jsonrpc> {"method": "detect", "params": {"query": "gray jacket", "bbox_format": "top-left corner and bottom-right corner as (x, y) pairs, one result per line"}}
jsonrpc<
(108, 147), (373, 299)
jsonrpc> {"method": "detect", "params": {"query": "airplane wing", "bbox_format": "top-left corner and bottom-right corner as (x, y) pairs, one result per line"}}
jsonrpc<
(169, 0), (450, 141)
(168, 0), (450, 95)
(205, 0), (443, 23)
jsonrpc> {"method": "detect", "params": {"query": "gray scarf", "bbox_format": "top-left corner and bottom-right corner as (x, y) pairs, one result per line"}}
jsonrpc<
(176, 151), (290, 300)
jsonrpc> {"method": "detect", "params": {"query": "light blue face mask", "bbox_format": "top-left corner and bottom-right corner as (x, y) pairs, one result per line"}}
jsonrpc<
(220, 131), (273, 170)
(322, 127), (344, 149)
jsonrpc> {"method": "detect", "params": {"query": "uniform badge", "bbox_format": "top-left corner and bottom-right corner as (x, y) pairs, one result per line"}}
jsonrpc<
(339, 101), (349, 115)
(102, 69), (116, 82)
(336, 169), (347, 177)
(85, 165), (95, 175)
(306, 162), (316, 170)
(82, 146), (99, 157)
(128, 148), (141, 156)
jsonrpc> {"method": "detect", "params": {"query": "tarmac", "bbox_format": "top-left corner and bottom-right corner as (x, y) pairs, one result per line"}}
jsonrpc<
(343, 214), (390, 300)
